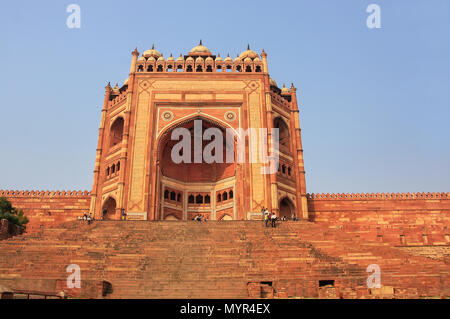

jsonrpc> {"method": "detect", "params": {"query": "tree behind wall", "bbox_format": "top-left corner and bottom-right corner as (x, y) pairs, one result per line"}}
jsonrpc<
(0, 197), (28, 234)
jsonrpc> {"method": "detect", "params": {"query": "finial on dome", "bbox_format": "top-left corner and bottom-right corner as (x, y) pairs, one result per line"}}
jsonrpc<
(218, 53), (221, 57)
(132, 47), (139, 56)
(152, 43), (155, 50)
(247, 44), (250, 50)
(199, 39), (203, 45)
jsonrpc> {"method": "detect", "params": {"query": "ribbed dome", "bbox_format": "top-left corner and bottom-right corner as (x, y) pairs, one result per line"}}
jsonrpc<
(215, 54), (223, 62)
(157, 56), (165, 62)
(239, 45), (259, 60)
(166, 54), (175, 62)
(205, 56), (214, 63)
(176, 54), (184, 62)
(189, 40), (212, 56)
(224, 55), (232, 62)
(143, 44), (162, 59)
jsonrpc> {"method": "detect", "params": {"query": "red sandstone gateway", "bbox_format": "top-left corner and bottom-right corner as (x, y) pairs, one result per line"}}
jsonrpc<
(0, 43), (449, 299)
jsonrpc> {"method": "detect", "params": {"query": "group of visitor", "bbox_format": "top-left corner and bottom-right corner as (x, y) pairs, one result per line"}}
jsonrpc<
(261, 207), (278, 228)
(261, 207), (299, 227)
(193, 214), (207, 222)
(78, 212), (93, 225)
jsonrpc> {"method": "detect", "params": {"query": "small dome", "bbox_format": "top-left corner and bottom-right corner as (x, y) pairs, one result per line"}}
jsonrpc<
(113, 83), (120, 92)
(143, 44), (162, 59)
(253, 57), (261, 62)
(148, 56), (156, 63)
(234, 55), (242, 63)
(215, 54), (223, 62)
(137, 56), (145, 61)
(239, 45), (259, 60)
(167, 54), (175, 62)
(157, 56), (165, 62)
(244, 57), (252, 63)
(196, 56), (204, 63)
(269, 78), (278, 87)
(176, 54), (184, 62)
(281, 84), (290, 94)
(205, 56), (214, 63)
(189, 40), (212, 56)
(224, 54), (232, 62)
(186, 56), (194, 63)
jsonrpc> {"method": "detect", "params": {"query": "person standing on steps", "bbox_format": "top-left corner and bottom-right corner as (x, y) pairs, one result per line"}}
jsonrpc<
(264, 211), (269, 227)
(87, 212), (92, 225)
(271, 212), (277, 228)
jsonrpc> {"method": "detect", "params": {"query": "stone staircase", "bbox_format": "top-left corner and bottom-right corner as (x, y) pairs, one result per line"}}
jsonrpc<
(0, 220), (448, 298)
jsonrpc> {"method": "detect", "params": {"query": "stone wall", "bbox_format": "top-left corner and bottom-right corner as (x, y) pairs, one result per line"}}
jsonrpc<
(307, 192), (450, 247)
(0, 190), (91, 233)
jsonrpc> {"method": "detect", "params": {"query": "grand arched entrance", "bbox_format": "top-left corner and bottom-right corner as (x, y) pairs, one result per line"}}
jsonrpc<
(279, 197), (295, 220)
(157, 118), (237, 221)
(102, 197), (117, 220)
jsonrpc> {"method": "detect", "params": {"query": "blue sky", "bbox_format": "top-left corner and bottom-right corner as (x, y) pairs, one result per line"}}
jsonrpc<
(0, 0), (449, 193)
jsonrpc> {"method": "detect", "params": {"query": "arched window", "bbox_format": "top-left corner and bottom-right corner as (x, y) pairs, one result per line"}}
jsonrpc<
(206, 65), (213, 72)
(147, 65), (153, 72)
(117, 162), (120, 171)
(177, 193), (181, 202)
(110, 117), (124, 148)
(111, 164), (116, 174)
(188, 195), (194, 203)
(229, 190), (233, 199)
(196, 65), (203, 72)
(157, 65), (163, 72)
(106, 167), (110, 176)
(288, 167), (291, 176)
(245, 65), (252, 72)
(255, 66), (262, 72)
(282, 165), (286, 174)
(205, 195), (211, 204)
(273, 117), (290, 149)
(164, 190), (169, 199)
(196, 194), (203, 204)
(186, 65), (193, 72)
(216, 65), (222, 72)
(137, 65), (143, 72)
(217, 193), (222, 202)
(170, 191), (176, 201)
(223, 192), (228, 201)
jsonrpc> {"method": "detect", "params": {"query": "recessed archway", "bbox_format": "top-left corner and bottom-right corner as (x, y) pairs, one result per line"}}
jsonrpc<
(102, 197), (117, 220)
(279, 197), (295, 220)
(157, 117), (237, 220)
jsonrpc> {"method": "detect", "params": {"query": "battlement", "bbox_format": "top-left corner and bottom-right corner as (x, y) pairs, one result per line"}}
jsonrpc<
(307, 192), (450, 200)
(0, 189), (90, 197)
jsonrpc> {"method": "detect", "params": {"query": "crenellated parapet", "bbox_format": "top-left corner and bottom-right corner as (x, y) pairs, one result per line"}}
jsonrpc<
(307, 192), (450, 200)
(0, 190), (90, 197)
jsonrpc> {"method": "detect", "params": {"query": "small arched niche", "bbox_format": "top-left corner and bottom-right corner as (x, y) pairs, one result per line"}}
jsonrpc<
(110, 117), (124, 148)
